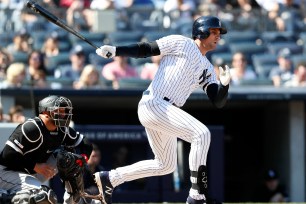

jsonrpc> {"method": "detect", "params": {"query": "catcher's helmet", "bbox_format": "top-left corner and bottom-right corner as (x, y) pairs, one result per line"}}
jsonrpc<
(192, 16), (227, 40)
(39, 95), (73, 128)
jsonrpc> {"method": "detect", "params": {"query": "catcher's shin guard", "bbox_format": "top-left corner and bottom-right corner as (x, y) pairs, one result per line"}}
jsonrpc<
(57, 149), (86, 202)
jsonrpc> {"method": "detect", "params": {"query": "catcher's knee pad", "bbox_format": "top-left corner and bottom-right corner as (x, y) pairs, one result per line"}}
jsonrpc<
(11, 186), (57, 204)
(29, 185), (58, 204)
(191, 165), (208, 196)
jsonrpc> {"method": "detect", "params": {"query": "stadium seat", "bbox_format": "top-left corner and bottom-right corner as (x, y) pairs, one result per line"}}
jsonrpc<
(252, 54), (278, 78)
(129, 57), (152, 67)
(0, 32), (14, 47)
(206, 43), (230, 61)
(118, 78), (151, 89)
(267, 42), (303, 55)
(229, 42), (267, 62)
(211, 52), (233, 66)
(12, 52), (28, 64)
(45, 52), (71, 71)
(106, 31), (144, 45)
(222, 30), (260, 44)
(142, 31), (176, 41)
(100, 76), (113, 88)
(58, 41), (72, 52)
(260, 31), (297, 44)
(239, 78), (274, 86)
(46, 76), (73, 89)
(291, 54), (306, 68)
(69, 31), (106, 45)
(30, 19), (49, 32)
(89, 53), (113, 67)
(298, 32), (306, 53)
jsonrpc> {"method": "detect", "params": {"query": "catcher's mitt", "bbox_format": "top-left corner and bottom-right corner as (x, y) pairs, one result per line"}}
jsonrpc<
(56, 149), (86, 202)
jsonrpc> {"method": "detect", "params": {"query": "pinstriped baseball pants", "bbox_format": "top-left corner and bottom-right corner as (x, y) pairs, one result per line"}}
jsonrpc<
(109, 96), (211, 195)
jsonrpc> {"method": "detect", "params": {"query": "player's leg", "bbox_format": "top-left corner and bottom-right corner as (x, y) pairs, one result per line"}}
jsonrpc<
(0, 164), (41, 193)
(109, 128), (178, 187)
(0, 165), (57, 204)
(94, 128), (178, 204)
(138, 99), (212, 202)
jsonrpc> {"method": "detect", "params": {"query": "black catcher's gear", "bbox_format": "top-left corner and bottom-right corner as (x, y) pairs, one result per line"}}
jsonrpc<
(10, 186), (57, 204)
(56, 149), (86, 202)
(38, 95), (73, 128)
(192, 16), (227, 39)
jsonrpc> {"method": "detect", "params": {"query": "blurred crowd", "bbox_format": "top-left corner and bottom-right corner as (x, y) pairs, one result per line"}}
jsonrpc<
(0, 0), (305, 90)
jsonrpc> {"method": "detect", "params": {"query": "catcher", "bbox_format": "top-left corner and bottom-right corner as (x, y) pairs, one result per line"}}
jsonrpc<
(0, 95), (98, 204)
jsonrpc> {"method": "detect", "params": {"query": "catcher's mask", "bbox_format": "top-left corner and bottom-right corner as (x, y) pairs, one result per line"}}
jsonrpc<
(192, 16), (227, 40)
(38, 95), (73, 128)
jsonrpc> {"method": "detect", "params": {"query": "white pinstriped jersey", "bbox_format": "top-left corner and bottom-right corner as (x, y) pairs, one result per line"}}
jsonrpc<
(147, 35), (218, 107)
(109, 35), (220, 201)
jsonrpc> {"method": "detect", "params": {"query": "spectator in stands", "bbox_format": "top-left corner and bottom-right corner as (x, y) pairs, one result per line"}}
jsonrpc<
(252, 169), (289, 202)
(65, 0), (92, 31)
(0, 48), (12, 80)
(26, 50), (48, 81)
(90, 0), (134, 10)
(140, 55), (161, 80)
(163, 0), (196, 16)
(82, 143), (105, 201)
(6, 29), (32, 55)
(284, 61), (306, 87)
(31, 69), (49, 88)
(41, 34), (60, 58)
(259, 0), (304, 31)
(54, 44), (87, 81)
(112, 145), (129, 169)
(8, 105), (26, 124)
(60, 0), (90, 8)
(269, 48), (294, 87)
(230, 52), (257, 85)
(162, 0), (196, 29)
(102, 56), (138, 89)
(0, 62), (26, 88)
(73, 64), (105, 89)
(198, 0), (223, 16)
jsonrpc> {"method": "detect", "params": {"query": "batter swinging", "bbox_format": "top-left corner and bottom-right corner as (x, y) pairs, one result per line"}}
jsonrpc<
(95, 16), (231, 204)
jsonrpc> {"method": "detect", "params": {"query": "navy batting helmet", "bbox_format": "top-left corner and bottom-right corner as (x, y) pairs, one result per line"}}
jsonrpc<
(192, 16), (227, 40)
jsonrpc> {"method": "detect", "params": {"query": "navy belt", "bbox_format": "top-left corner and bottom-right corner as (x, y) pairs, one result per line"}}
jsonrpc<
(143, 91), (178, 107)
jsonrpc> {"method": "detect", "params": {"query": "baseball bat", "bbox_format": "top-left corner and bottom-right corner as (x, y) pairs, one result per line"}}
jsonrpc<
(26, 0), (99, 50)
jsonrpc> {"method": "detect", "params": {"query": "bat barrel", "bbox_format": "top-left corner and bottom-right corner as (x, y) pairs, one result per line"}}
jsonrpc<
(25, 0), (99, 50)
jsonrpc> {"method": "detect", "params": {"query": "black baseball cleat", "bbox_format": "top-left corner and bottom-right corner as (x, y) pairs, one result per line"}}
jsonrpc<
(186, 196), (222, 204)
(94, 171), (113, 204)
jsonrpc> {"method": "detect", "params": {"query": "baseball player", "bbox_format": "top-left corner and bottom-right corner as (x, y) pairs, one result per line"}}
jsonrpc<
(0, 95), (93, 204)
(95, 16), (231, 204)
